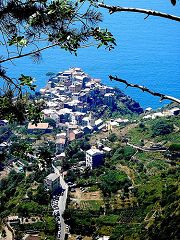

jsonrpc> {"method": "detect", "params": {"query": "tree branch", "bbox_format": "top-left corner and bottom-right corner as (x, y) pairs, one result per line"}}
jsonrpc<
(109, 75), (180, 104)
(0, 43), (58, 64)
(2, 73), (22, 94)
(99, 3), (180, 22)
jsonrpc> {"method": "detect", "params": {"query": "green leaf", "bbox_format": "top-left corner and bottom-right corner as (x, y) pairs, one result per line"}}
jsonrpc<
(19, 75), (36, 91)
(8, 36), (28, 46)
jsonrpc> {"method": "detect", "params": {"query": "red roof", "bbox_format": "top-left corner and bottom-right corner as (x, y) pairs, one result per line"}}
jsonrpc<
(28, 122), (53, 130)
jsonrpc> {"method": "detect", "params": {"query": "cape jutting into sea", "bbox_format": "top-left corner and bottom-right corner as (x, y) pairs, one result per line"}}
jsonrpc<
(3, 0), (180, 109)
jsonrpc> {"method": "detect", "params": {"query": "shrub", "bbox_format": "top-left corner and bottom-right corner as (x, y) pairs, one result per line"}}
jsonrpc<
(100, 170), (131, 195)
(43, 118), (56, 128)
(152, 120), (174, 136)
(169, 143), (180, 151)
(108, 133), (118, 142)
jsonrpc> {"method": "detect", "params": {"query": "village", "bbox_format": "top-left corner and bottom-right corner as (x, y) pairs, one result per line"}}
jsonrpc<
(0, 68), (179, 240)
(39, 67), (131, 149)
(0, 68), (138, 240)
(27, 67), (136, 172)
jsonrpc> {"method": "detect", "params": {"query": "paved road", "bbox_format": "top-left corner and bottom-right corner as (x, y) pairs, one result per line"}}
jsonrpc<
(52, 162), (68, 240)
(58, 175), (68, 240)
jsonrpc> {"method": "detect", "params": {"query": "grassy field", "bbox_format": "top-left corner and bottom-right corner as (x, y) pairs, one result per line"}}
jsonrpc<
(79, 200), (103, 211)
(69, 188), (104, 210)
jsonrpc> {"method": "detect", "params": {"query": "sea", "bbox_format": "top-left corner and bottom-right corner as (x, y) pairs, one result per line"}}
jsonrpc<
(2, 0), (180, 109)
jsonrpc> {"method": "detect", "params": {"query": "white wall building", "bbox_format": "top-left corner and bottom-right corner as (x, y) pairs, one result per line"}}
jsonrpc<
(86, 148), (104, 169)
(44, 173), (61, 192)
(56, 138), (67, 154)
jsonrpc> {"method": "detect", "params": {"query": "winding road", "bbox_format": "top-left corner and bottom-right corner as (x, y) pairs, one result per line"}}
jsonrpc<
(127, 143), (167, 152)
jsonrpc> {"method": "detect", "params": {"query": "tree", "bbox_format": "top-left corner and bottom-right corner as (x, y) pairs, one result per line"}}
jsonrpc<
(32, 184), (50, 205)
(17, 201), (44, 217)
(168, 143), (180, 151)
(100, 170), (131, 196)
(37, 141), (55, 168)
(152, 120), (174, 136)
(1, 229), (6, 238)
(0, 0), (116, 122)
(14, 231), (24, 240)
(9, 138), (33, 160)
(108, 133), (118, 143)
(0, 125), (11, 143)
(43, 118), (56, 128)
(99, 1), (179, 22)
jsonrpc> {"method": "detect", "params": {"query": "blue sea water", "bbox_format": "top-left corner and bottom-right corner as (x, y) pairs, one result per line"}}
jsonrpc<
(2, 0), (180, 109)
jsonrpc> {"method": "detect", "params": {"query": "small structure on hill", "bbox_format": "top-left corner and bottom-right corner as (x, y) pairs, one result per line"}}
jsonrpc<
(44, 173), (61, 192)
(56, 133), (68, 153)
(8, 216), (20, 226)
(28, 122), (53, 133)
(86, 148), (104, 169)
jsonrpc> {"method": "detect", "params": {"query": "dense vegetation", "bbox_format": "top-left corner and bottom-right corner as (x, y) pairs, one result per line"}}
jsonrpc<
(0, 169), (57, 239)
(0, 109), (179, 239)
(64, 114), (180, 239)
(152, 120), (174, 136)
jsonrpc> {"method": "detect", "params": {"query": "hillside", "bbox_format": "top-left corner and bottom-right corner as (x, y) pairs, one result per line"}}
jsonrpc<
(64, 112), (180, 240)
(0, 104), (179, 240)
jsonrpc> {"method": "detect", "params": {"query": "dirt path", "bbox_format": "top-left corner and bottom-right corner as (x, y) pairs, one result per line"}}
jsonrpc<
(70, 189), (102, 201)
(174, 124), (180, 133)
(90, 123), (137, 145)
(116, 164), (136, 185)
(0, 168), (10, 181)
(1, 226), (13, 240)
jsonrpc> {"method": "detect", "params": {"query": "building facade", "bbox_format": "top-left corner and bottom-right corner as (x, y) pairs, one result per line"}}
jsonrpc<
(86, 148), (104, 169)
(44, 173), (60, 192)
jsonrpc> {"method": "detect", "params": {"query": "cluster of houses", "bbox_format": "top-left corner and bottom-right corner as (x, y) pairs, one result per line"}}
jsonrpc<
(27, 113), (128, 170)
(40, 67), (115, 108)
(39, 68), (115, 130)
(40, 67), (115, 120)
(27, 68), (131, 156)
(44, 145), (110, 192)
(54, 111), (108, 154)
(143, 107), (180, 119)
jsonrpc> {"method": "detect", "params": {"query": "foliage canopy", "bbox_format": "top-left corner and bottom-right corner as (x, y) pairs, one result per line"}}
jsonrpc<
(0, 0), (116, 122)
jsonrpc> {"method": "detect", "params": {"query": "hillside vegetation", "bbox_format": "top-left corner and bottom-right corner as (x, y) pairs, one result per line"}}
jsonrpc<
(65, 114), (180, 240)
